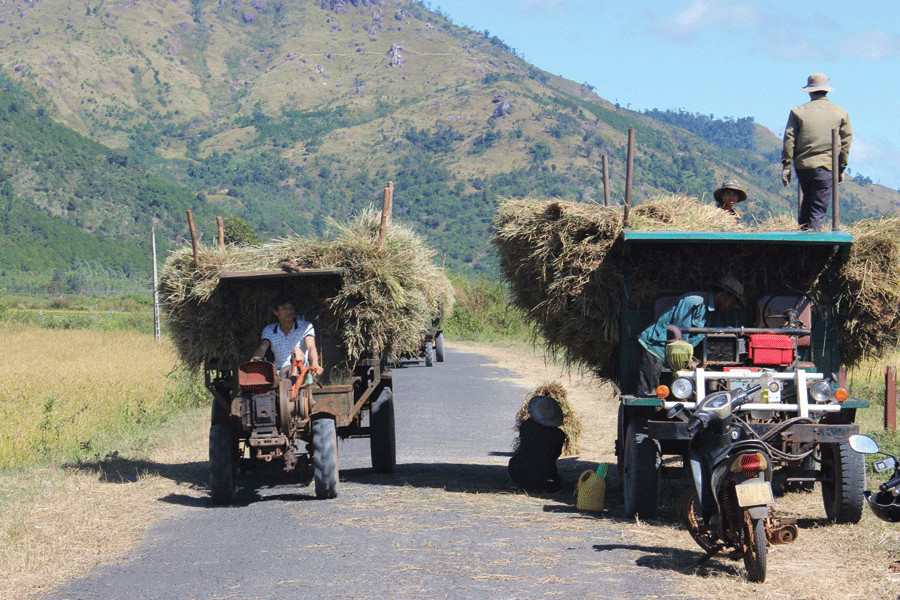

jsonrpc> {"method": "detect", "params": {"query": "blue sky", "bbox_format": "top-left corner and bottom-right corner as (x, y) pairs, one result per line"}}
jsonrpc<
(428, 0), (900, 190)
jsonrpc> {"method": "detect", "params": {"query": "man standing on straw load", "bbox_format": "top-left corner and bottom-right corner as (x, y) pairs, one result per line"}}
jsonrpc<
(781, 73), (852, 231)
(636, 276), (744, 396)
(251, 295), (324, 378)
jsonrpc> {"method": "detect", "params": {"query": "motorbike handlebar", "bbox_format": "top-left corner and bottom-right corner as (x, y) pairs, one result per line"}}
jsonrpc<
(731, 385), (762, 409)
(879, 475), (900, 493)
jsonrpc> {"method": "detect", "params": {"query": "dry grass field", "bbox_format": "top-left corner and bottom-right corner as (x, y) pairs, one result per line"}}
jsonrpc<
(1, 327), (899, 599)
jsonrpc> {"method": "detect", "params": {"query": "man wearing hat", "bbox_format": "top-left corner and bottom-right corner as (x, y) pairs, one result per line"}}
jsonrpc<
(781, 73), (852, 230)
(636, 275), (744, 396)
(714, 180), (747, 222)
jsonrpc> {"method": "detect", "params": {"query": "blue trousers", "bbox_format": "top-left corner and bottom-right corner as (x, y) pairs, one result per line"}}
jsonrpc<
(797, 167), (835, 230)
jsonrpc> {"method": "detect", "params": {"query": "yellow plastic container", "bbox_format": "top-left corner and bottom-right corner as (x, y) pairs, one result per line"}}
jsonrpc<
(575, 468), (606, 512)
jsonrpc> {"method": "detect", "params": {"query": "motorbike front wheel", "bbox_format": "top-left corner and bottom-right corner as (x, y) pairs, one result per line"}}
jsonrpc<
(681, 489), (718, 553)
(743, 514), (767, 583)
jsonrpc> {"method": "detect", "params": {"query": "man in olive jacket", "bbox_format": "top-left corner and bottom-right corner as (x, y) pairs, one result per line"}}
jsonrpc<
(781, 73), (852, 230)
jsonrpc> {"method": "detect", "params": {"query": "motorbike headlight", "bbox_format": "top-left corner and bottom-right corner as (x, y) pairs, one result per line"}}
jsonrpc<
(810, 380), (833, 403)
(671, 377), (694, 400)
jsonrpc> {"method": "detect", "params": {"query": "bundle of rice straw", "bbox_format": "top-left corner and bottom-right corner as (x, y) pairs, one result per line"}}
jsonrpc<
(159, 207), (454, 370)
(514, 381), (582, 456)
(838, 216), (900, 364)
(494, 196), (900, 377)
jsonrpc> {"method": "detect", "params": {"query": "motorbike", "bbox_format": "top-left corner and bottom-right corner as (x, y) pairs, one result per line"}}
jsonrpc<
(848, 434), (900, 522)
(667, 384), (799, 583)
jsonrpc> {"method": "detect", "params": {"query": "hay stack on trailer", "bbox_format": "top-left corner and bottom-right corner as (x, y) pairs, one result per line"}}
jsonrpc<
(159, 207), (454, 371)
(493, 196), (900, 377)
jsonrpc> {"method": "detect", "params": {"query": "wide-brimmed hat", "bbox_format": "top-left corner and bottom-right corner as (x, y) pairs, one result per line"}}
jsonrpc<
(801, 72), (834, 93)
(711, 274), (745, 306)
(714, 180), (747, 204)
(528, 395), (564, 427)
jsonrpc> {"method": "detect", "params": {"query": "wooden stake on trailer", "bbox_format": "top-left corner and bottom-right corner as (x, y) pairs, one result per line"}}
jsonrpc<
(832, 128), (840, 231)
(886, 366), (897, 432)
(186, 210), (200, 266)
(602, 153), (610, 207)
(217, 216), (225, 249)
(379, 181), (394, 248)
(623, 129), (634, 227)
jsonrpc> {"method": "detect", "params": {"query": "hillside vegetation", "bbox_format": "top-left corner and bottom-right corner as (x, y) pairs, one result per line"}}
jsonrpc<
(0, 0), (897, 290)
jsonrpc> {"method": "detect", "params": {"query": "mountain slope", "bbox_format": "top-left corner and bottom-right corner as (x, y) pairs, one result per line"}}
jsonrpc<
(1, 0), (897, 280)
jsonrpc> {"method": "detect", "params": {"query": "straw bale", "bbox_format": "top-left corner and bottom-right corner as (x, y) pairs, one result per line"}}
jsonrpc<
(159, 207), (454, 370)
(514, 381), (582, 456)
(838, 216), (900, 365)
(493, 196), (900, 377)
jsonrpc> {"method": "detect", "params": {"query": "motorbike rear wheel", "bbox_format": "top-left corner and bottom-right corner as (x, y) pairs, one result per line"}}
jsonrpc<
(743, 514), (767, 583)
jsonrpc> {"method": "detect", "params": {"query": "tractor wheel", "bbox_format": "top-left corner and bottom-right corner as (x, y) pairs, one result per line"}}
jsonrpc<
(820, 441), (865, 523)
(622, 419), (660, 520)
(312, 417), (339, 499)
(209, 423), (238, 505)
(369, 387), (396, 473)
(424, 341), (434, 367)
(435, 333), (445, 362)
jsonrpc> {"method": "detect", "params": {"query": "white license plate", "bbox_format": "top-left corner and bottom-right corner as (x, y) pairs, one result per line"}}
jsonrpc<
(735, 481), (774, 507)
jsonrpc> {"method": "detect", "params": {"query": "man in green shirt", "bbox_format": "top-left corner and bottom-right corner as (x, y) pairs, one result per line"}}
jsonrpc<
(781, 73), (852, 230)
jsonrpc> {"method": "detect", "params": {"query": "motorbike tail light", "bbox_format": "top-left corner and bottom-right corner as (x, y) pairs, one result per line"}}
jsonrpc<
(731, 452), (768, 478)
(834, 388), (849, 402)
(655, 385), (670, 399)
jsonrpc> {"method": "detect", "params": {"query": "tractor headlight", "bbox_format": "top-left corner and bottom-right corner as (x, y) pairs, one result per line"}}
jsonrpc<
(810, 380), (833, 403)
(671, 377), (694, 400)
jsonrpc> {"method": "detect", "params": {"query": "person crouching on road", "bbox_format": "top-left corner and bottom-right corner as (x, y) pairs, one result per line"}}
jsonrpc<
(250, 294), (324, 379)
(508, 395), (567, 493)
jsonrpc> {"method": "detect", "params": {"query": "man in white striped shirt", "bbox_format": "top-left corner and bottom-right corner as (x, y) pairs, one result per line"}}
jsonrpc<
(250, 295), (324, 377)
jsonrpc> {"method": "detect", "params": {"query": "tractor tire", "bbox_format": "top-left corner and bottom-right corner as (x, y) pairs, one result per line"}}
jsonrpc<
(424, 341), (434, 367)
(209, 423), (238, 505)
(369, 387), (396, 473)
(312, 417), (339, 499)
(622, 419), (661, 520)
(435, 333), (445, 362)
(820, 441), (865, 523)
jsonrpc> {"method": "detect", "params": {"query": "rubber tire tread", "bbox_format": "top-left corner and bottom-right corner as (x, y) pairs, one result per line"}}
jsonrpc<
(622, 420), (660, 520)
(821, 441), (865, 523)
(369, 387), (396, 473)
(435, 333), (445, 362)
(209, 423), (237, 505)
(743, 517), (768, 583)
(312, 417), (339, 499)
(424, 341), (434, 367)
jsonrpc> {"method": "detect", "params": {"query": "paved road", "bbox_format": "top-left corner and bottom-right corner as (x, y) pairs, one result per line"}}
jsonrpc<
(42, 349), (687, 600)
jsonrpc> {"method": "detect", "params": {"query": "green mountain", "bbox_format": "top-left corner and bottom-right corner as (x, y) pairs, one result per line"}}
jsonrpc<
(0, 0), (897, 291)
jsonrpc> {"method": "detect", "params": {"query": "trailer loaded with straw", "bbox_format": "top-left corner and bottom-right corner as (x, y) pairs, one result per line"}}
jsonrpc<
(494, 195), (900, 522)
(159, 208), (453, 504)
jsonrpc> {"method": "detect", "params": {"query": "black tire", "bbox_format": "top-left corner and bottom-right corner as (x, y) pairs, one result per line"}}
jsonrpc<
(312, 417), (339, 499)
(743, 516), (768, 583)
(622, 420), (660, 519)
(424, 341), (434, 367)
(435, 333), (445, 362)
(681, 489), (717, 553)
(369, 387), (396, 473)
(209, 423), (238, 505)
(820, 441), (865, 523)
